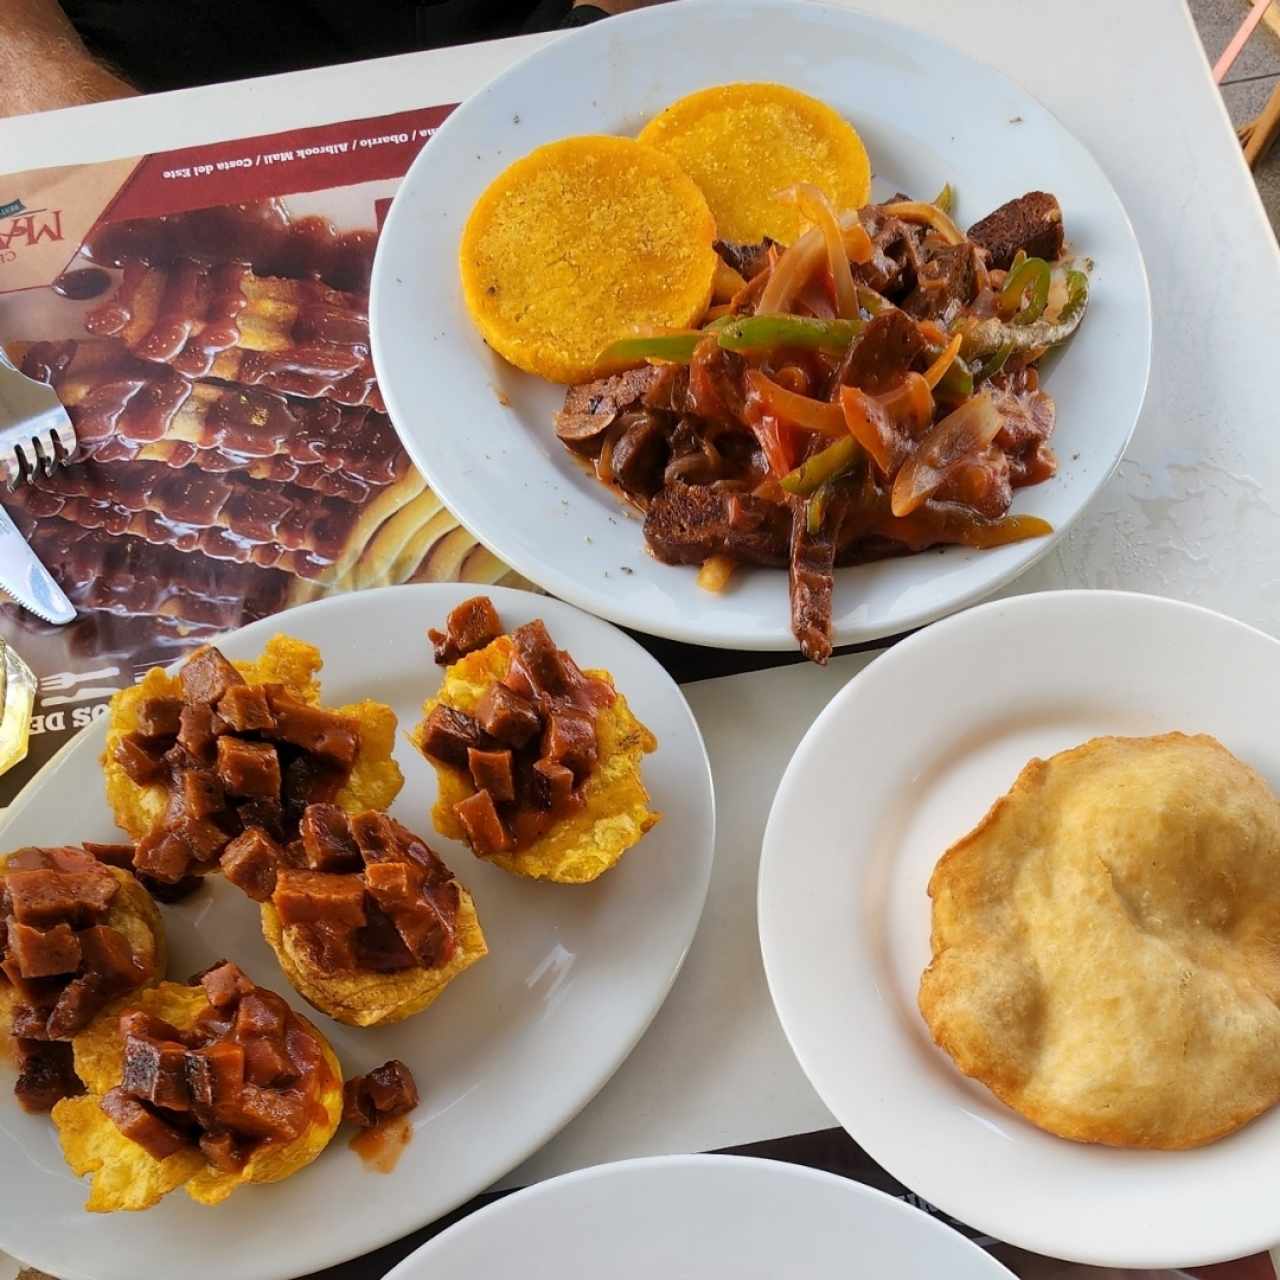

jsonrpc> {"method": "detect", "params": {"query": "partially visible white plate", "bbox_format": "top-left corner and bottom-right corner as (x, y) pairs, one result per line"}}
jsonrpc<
(759, 590), (1280, 1269)
(0, 584), (714, 1280)
(372, 0), (1151, 652)
(385, 1154), (1015, 1279)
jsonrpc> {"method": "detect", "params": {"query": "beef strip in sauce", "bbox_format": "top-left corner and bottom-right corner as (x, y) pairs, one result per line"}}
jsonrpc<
(112, 643), (361, 894)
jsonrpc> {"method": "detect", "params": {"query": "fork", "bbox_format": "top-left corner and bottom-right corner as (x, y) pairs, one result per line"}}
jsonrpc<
(0, 346), (78, 487)
(0, 347), (77, 623)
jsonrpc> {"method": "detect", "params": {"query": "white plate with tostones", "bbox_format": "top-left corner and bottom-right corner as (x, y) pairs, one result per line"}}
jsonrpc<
(759, 590), (1280, 1269)
(0, 584), (714, 1280)
(371, 0), (1150, 654)
(384, 1154), (1015, 1279)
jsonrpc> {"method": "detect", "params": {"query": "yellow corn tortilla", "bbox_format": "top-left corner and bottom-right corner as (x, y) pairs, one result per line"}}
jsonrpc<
(638, 82), (871, 243)
(460, 134), (718, 384)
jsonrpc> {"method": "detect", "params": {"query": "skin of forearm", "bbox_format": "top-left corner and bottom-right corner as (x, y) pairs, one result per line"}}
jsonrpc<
(0, 0), (136, 118)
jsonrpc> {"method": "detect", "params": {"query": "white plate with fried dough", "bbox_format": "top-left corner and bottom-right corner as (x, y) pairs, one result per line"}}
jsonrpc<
(0, 584), (714, 1280)
(759, 590), (1280, 1269)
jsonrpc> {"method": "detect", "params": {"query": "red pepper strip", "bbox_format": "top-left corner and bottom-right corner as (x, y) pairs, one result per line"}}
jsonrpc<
(750, 413), (795, 478)
(745, 369), (847, 437)
(922, 333), (964, 389)
(874, 508), (1053, 551)
(840, 386), (906, 475)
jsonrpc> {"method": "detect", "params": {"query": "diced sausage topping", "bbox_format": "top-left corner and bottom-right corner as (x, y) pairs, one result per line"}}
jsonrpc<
(428, 595), (503, 666)
(417, 602), (616, 857)
(220, 827), (285, 902)
(262, 807), (462, 978)
(0, 847), (156, 1108)
(98, 968), (330, 1172)
(343, 1059), (419, 1128)
(111, 643), (363, 895)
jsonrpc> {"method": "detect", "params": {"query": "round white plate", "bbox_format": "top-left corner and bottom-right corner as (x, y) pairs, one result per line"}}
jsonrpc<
(0, 584), (714, 1280)
(371, 0), (1151, 653)
(759, 590), (1280, 1269)
(385, 1154), (1015, 1279)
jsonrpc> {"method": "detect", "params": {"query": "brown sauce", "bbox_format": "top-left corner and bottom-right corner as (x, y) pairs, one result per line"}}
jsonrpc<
(349, 1113), (413, 1173)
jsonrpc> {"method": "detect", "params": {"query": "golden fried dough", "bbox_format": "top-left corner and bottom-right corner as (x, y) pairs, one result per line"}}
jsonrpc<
(919, 733), (1280, 1149)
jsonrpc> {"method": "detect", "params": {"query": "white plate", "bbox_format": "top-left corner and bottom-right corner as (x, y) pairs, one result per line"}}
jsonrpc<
(385, 1153), (1015, 1279)
(371, 0), (1151, 653)
(0, 584), (714, 1280)
(758, 590), (1280, 1269)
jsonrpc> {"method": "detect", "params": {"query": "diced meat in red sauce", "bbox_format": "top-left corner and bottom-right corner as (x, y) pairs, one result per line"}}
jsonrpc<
(177, 768), (225, 819)
(343, 1059), (419, 1128)
(418, 704), (489, 770)
(429, 595), (503, 666)
(221, 827), (284, 902)
(262, 806), (464, 977)
(45, 976), (112, 1039)
(6, 920), (81, 977)
(216, 684), (277, 734)
(14, 1038), (84, 1112)
(216, 736), (282, 798)
(117, 644), (364, 901)
(475, 683), (541, 749)
(273, 869), (367, 927)
(6, 864), (117, 927)
(418, 603), (615, 856)
(115, 733), (170, 784)
(467, 748), (515, 804)
(299, 803), (362, 872)
(133, 829), (195, 884)
(198, 960), (256, 1009)
(135, 697), (183, 739)
(99, 967), (330, 1172)
(266, 693), (359, 768)
(179, 646), (246, 705)
(453, 789), (512, 856)
(81, 842), (136, 870)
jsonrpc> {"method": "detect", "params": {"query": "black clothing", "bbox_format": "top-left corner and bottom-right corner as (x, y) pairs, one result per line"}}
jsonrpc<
(63, 0), (581, 93)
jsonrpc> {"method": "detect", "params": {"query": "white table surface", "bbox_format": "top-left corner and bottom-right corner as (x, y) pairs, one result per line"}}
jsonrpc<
(2, 1), (1278, 1275)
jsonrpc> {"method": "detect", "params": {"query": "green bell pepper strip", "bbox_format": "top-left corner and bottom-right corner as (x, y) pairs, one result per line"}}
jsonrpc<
(998, 256), (1052, 325)
(596, 314), (736, 366)
(973, 341), (1015, 383)
(806, 482), (832, 535)
(716, 314), (862, 354)
(931, 182), (954, 214)
(780, 436), (860, 497)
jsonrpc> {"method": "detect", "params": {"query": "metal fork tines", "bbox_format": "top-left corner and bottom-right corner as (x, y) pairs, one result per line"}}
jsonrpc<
(0, 347), (78, 488)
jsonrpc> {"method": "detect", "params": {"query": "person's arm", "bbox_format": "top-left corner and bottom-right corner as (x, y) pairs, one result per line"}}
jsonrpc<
(0, 0), (136, 119)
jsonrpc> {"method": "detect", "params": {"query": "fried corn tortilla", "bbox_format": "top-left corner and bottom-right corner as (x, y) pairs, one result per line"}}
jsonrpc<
(460, 134), (718, 384)
(412, 635), (660, 884)
(638, 82), (871, 244)
(53, 981), (342, 1211)
(261, 886), (487, 1028)
(102, 633), (403, 840)
(919, 732), (1280, 1149)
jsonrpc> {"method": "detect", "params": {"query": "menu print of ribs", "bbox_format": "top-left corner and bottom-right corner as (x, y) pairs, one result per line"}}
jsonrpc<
(0, 109), (524, 803)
